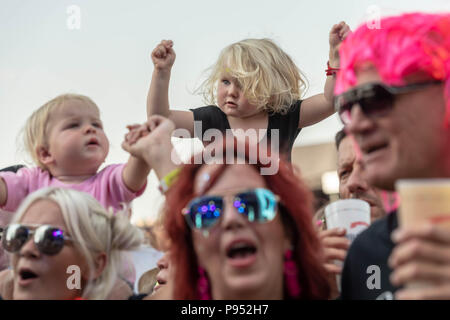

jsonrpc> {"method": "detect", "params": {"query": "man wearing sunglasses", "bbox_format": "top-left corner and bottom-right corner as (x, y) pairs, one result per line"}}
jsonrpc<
(334, 12), (450, 300)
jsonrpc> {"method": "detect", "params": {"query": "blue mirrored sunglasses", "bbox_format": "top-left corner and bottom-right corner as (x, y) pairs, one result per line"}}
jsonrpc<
(182, 188), (278, 230)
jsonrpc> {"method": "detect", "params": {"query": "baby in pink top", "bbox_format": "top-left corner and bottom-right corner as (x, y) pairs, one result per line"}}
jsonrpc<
(0, 94), (150, 212)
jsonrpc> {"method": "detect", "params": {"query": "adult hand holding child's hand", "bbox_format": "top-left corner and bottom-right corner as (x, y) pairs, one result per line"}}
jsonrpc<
(122, 115), (177, 172)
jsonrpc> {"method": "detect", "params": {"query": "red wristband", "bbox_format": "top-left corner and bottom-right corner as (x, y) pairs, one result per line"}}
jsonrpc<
(325, 61), (340, 76)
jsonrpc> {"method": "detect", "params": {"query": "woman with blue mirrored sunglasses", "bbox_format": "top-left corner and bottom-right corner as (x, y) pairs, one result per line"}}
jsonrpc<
(160, 139), (331, 300)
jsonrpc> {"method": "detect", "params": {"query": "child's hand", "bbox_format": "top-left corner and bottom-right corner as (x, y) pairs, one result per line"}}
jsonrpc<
(124, 124), (149, 147)
(151, 40), (176, 71)
(123, 123), (150, 160)
(146, 114), (176, 136)
(329, 21), (351, 64)
(122, 115), (176, 165)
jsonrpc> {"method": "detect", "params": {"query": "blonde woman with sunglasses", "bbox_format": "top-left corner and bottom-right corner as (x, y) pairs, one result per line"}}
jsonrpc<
(0, 187), (143, 300)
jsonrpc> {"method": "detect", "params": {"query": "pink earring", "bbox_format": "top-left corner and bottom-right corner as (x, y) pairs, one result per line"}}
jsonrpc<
(197, 266), (211, 300)
(284, 249), (301, 298)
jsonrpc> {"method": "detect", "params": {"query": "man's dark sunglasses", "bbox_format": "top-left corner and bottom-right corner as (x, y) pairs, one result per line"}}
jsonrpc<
(334, 80), (443, 125)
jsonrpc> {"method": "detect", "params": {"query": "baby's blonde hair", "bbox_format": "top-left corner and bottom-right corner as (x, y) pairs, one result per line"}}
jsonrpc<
(12, 187), (143, 300)
(199, 38), (308, 114)
(23, 93), (99, 169)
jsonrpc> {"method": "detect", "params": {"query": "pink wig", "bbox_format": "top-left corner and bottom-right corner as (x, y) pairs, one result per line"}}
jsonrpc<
(336, 12), (450, 125)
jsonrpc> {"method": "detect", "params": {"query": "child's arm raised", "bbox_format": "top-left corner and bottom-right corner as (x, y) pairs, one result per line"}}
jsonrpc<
(122, 115), (179, 182)
(147, 40), (195, 135)
(299, 21), (351, 128)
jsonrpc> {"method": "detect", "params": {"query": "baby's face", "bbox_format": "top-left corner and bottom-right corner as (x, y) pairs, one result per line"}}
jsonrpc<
(43, 99), (109, 176)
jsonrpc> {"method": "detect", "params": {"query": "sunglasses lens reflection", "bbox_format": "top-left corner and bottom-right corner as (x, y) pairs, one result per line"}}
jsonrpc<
(234, 192), (263, 222)
(36, 227), (65, 255)
(3, 224), (29, 252)
(188, 197), (223, 229)
(337, 85), (394, 124)
(362, 86), (394, 116)
(241, 189), (277, 222)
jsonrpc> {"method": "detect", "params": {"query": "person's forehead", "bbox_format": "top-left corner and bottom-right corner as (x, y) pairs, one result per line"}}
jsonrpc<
(353, 67), (383, 87)
(337, 136), (356, 167)
(52, 100), (100, 119)
(194, 164), (266, 195)
(218, 74), (237, 83)
(218, 69), (239, 81)
(20, 199), (67, 230)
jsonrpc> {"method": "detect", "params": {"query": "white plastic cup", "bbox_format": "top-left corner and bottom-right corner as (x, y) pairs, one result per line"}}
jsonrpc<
(325, 199), (371, 242)
(325, 199), (371, 292)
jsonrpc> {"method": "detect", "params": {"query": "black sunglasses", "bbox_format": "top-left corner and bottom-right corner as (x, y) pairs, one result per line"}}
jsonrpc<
(1, 224), (74, 255)
(334, 80), (443, 125)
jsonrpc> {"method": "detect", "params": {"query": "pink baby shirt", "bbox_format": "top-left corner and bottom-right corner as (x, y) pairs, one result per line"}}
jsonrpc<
(0, 164), (146, 212)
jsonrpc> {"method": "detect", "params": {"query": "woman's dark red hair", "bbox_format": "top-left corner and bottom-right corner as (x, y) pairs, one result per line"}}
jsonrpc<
(164, 139), (330, 299)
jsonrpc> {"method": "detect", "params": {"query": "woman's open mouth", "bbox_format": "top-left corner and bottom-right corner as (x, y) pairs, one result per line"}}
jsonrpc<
(226, 241), (257, 268)
(18, 268), (39, 286)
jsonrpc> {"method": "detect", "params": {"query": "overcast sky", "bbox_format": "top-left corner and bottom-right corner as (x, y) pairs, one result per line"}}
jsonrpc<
(1, 0), (449, 223)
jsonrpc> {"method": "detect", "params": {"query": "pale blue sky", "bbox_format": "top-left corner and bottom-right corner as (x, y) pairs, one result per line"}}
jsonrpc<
(1, 0), (449, 223)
